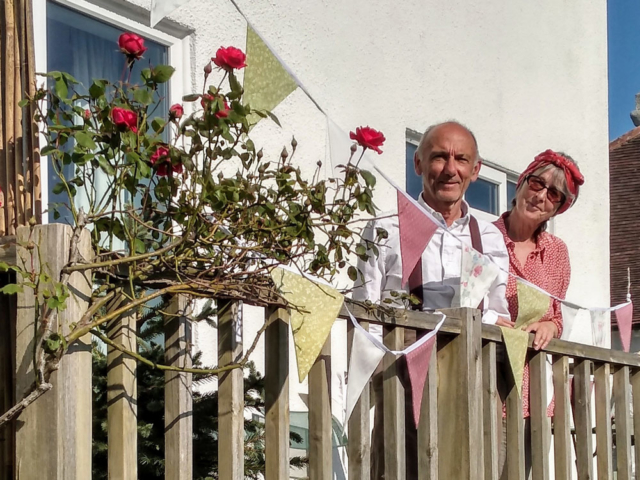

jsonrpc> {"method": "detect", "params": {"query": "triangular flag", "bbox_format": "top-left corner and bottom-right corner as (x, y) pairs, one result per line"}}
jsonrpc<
(149, 0), (188, 27)
(243, 25), (298, 125)
(460, 244), (500, 309)
(501, 326), (529, 397)
(405, 336), (437, 427)
(344, 325), (385, 423)
(590, 310), (611, 348)
(270, 268), (344, 381)
(615, 302), (634, 352)
(560, 303), (587, 341)
(514, 281), (550, 329)
(397, 190), (439, 287)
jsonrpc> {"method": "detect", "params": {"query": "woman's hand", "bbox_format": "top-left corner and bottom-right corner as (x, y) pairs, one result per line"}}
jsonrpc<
(496, 317), (516, 328)
(524, 321), (558, 350)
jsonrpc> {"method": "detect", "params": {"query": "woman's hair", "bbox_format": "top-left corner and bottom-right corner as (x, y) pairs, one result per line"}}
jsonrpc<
(510, 152), (579, 236)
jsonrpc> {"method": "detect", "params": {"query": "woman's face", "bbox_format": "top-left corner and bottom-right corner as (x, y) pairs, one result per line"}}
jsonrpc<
(514, 168), (566, 226)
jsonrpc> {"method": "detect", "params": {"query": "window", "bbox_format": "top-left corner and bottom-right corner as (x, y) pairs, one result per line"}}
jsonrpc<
(405, 130), (520, 221)
(35, 0), (190, 223)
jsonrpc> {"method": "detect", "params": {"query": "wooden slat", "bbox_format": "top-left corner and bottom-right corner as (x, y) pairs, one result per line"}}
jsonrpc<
(573, 359), (594, 480)
(613, 366), (632, 480)
(347, 320), (370, 480)
(107, 309), (138, 480)
(344, 304), (640, 368)
(308, 338), (332, 480)
(15, 225), (92, 480)
(552, 355), (572, 480)
(631, 370), (640, 480)
(505, 362), (525, 480)
(418, 335), (438, 480)
(383, 325), (405, 479)
(265, 308), (290, 480)
(164, 295), (192, 480)
(482, 341), (499, 480)
(529, 350), (550, 480)
(217, 300), (244, 480)
(0, 236), (16, 267)
(0, 273), (16, 480)
(594, 363), (613, 480)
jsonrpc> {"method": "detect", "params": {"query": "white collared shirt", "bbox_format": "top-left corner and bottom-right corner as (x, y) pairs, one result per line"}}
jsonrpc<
(353, 195), (510, 338)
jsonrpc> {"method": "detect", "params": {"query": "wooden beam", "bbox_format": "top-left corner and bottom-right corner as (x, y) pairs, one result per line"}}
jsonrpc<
(264, 308), (290, 480)
(594, 363), (613, 480)
(0, 236), (16, 267)
(482, 341), (498, 480)
(552, 355), (572, 480)
(505, 366), (525, 480)
(613, 366), (632, 480)
(573, 359), (594, 480)
(529, 350), (550, 480)
(217, 300), (244, 480)
(347, 320), (370, 480)
(164, 295), (192, 480)
(14, 224), (92, 480)
(383, 325), (405, 479)
(418, 335), (438, 480)
(309, 338), (332, 480)
(631, 370), (640, 480)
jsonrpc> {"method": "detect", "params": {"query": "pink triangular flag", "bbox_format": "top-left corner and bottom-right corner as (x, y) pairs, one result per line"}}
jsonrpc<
(397, 190), (439, 287)
(405, 336), (437, 427)
(615, 302), (634, 352)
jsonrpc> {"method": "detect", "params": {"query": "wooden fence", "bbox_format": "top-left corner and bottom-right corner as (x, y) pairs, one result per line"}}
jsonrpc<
(1, 223), (639, 479)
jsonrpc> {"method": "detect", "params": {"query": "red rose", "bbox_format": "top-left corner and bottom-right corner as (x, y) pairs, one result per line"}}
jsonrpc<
(169, 103), (184, 119)
(349, 126), (386, 154)
(150, 146), (182, 176)
(83, 109), (91, 120)
(212, 46), (247, 71)
(118, 32), (147, 61)
(215, 99), (230, 119)
(111, 107), (138, 133)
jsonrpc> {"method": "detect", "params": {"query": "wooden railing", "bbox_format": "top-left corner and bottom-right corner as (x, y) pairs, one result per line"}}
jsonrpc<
(1, 224), (640, 479)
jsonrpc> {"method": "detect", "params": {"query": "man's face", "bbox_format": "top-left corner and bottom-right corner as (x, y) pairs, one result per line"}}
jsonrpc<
(413, 124), (481, 211)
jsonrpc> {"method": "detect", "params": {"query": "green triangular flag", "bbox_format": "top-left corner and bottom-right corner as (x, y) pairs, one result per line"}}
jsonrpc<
(501, 326), (529, 397)
(243, 25), (298, 125)
(514, 280), (550, 329)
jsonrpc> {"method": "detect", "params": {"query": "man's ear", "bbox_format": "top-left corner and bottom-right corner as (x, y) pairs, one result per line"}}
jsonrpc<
(471, 158), (482, 181)
(414, 151), (422, 175)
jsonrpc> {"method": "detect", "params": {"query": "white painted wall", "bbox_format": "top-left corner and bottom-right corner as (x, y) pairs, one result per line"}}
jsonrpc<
(35, 0), (610, 476)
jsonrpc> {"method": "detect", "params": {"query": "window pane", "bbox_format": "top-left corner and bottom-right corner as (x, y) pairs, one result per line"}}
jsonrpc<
(507, 180), (517, 210)
(46, 2), (169, 223)
(466, 178), (499, 215)
(406, 142), (422, 199)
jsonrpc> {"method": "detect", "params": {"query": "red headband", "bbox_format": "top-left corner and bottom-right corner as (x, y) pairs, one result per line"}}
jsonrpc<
(516, 149), (584, 215)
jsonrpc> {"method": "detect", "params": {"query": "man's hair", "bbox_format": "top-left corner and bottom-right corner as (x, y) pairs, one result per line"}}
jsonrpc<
(416, 121), (480, 163)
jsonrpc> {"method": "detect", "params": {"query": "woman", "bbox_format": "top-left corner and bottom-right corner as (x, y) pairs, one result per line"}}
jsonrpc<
(494, 149), (584, 477)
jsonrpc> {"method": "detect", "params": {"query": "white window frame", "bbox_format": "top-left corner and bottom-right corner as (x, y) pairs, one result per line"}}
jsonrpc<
(467, 159), (519, 222)
(32, 0), (192, 223)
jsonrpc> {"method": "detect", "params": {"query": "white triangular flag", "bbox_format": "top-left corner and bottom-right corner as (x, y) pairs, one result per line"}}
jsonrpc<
(150, 0), (188, 26)
(560, 303), (590, 343)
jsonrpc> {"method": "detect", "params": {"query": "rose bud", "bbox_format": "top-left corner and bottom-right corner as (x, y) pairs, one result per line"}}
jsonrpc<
(212, 46), (247, 71)
(169, 103), (184, 120)
(83, 109), (91, 121)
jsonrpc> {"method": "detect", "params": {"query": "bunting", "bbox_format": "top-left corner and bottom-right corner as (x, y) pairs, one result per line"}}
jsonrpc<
(270, 267), (343, 381)
(560, 303), (590, 342)
(405, 335), (437, 427)
(460, 245), (500, 309)
(243, 25), (298, 126)
(514, 281), (550, 329)
(397, 190), (439, 287)
(501, 326), (529, 396)
(615, 302), (634, 352)
(590, 310), (611, 348)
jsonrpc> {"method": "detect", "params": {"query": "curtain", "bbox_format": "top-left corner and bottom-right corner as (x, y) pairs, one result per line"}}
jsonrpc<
(0, 0), (41, 237)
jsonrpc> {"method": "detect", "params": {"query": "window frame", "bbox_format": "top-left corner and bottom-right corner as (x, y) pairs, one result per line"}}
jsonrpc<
(33, 0), (191, 223)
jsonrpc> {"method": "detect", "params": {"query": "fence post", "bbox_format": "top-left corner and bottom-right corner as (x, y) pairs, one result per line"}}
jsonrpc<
(164, 294), (193, 480)
(347, 320), (370, 480)
(573, 359), (594, 480)
(437, 308), (483, 480)
(309, 337), (332, 480)
(383, 325), (405, 479)
(218, 300), (244, 480)
(14, 224), (92, 479)
(264, 307), (290, 480)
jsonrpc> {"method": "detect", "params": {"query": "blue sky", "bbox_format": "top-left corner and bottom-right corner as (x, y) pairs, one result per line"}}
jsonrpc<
(608, 0), (640, 140)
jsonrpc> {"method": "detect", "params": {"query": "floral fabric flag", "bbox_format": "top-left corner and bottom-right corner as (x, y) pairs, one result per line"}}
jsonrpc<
(344, 322), (385, 423)
(244, 25), (298, 126)
(460, 245), (500, 309)
(397, 190), (439, 287)
(615, 302), (634, 352)
(270, 267), (343, 381)
(514, 281), (550, 329)
(405, 335), (437, 427)
(501, 326), (529, 397)
(591, 310), (611, 348)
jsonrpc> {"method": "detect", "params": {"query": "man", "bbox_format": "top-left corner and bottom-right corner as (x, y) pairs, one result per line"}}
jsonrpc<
(353, 121), (511, 478)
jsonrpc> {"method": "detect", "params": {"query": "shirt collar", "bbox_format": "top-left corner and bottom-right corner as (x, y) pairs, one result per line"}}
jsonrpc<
(495, 211), (551, 253)
(417, 192), (471, 229)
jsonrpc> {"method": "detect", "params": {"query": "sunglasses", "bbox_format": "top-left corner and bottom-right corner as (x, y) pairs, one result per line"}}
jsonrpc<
(525, 175), (566, 205)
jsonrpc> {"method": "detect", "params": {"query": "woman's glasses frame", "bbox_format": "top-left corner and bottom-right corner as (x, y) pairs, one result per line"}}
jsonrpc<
(525, 174), (566, 205)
